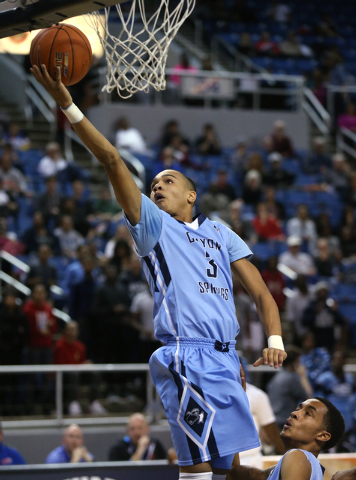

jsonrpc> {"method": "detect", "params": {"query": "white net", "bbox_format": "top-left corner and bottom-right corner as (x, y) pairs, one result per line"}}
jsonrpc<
(86, 0), (196, 98)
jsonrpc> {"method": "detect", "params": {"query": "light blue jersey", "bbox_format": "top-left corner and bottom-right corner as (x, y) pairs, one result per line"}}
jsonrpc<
(125, 194), (252, 343)
(125, 194), (259, 468)
(268, 450), (324, 480)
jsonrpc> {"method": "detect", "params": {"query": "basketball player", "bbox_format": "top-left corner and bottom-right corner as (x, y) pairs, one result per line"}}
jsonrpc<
(227, 398), (345, 480)
(31, 64), (287, 480)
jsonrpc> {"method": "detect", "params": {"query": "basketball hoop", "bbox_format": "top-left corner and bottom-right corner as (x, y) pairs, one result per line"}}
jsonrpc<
(86, 0), (195, 98)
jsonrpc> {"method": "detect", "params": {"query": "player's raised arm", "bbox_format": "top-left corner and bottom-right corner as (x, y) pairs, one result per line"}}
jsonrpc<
(30, 65), (141, 225)
(231, 258), (287, 369)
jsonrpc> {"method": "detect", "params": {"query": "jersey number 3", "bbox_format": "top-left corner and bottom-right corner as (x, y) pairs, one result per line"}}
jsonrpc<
(206, 252), (218, 278)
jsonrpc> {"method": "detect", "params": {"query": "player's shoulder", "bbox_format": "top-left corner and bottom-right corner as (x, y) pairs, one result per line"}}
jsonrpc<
(281, 449), (312, 477)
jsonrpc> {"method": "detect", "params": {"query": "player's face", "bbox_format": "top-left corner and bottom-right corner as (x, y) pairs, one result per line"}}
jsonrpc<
(280, 399), (329, 446)
(150, 170), (195, 216)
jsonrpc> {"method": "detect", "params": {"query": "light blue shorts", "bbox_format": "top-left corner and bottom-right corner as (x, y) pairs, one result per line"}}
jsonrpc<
(149, 337), (260, 468)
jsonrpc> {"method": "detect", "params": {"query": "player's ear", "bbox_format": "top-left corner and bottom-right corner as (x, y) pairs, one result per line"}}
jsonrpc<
(188, 190), (197, 205)
(316, 430), (331, 444)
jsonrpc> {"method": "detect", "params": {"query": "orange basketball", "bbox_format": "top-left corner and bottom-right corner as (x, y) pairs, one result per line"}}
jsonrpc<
(30, 24), (92, 86)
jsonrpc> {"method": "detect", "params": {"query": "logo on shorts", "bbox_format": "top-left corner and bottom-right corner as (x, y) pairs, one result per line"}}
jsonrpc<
(184, 397), (207, 437)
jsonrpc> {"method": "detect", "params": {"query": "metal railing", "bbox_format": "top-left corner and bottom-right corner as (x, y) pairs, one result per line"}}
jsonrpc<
(302, 87), (331, 137)
(2, 361), (356, 429)
(337, 127), (356, 160)
(0, 250), (69, 322)
(0, 363), (155, 429)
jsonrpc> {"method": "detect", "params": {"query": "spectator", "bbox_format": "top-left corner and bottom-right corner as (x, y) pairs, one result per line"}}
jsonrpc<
(38, 142), (67, 178)
(3, 123), (30, 151)
(46, 424), (94, 463)
(304, 137), (332, 174)
(230, 137), (248, 171)
(265, 152), (295, 189)
(244, 152), (265, 179)
(0, 217), (24, 261)
(315, 351), (355, 433)
(62, 245), (91, 295)
(240, 382), (285, 467)
(36, 176), (61, 229)
(21, 211), (58, 254)
(69, 255), (98, 360)
(340, 225), (356, 260)
(171, 53), (198, 86)
(314, 238), (337, 277)
(215, 168), (236, 201)
(264, 185), (285, 220)
(302, 282), (346, 352)
(0, 150), (29, 197)
(338, 102), (356, 132)
(280, 31), (302, 57)
(131, 285), (161, 363)
(255, 32), (280, 56)
(120, 255), (146, 300)
(152, 147), (183, 177)
(169, 134), (191, 168)
(266, 0), (290, 23)
(286, 204), (317, 254)
(315, 214), (340, 255)
(267, 345), (313, 430)
(285, 275), (312, 340)
(0, 422), (26, 465)
(27, 244), (57, 290)
(104, 224), (132, 260)
(93, 264), (131, 364)
(199, 182), (230, 220)
(237, 33), (256, 57)
(261, 257), (286, 310)
(279, 236), (316, 276)
(24, 284), (57, 364)
(229, 199), (254, 242)
(71, 180), (94, 236)
(242, 170), (263, 206)
(323, 153), (351, 201)
(115, 117), (147, 153)
(0, 287), (28, 366)
(270, 121), (294, 158)
(160, 120), (188, 148)
(195, 124), (221, 156)
(300, 332), (331, 391)
(53, 321), (106, 416)
(108, 413), (166, 461)
(252, 203), (285, 241)
(110, 238), (132, 273)
(92, 187), (121, 222)
(0, 177), (18, 219)
(54, 215), (84, 258)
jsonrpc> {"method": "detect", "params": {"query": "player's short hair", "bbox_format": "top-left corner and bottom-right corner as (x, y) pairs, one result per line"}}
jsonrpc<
(182, 174), (196, 193)
(314, 397), (345, 450)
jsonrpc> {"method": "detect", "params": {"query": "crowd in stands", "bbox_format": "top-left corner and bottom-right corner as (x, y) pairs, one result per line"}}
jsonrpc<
(0, 109), (356, 448)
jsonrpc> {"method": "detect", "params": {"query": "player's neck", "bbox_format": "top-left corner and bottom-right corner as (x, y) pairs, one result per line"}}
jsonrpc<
(285, 441), (320, 458)
(171, 210), (193, 223)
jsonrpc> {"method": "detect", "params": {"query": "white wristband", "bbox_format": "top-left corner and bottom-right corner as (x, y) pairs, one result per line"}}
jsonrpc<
(60, 103), (84, 124)
(268, 335), (285, 351)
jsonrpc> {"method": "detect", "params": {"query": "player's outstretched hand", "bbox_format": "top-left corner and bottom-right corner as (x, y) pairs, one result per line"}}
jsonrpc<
(30, 64), (72, 109)
(253, 347), (287, 369)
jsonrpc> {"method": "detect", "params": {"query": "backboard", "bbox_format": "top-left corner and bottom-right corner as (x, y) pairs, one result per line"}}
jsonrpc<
(0, 0), (126, 39)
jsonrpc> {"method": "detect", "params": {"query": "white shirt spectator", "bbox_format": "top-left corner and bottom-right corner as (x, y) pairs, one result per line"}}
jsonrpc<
(38, 155), (67, 178)
(54, 228), (84, 256)
(240, 383), (276, 467)
(279, 250), (315, 276)
(286, 217), (317, 252)
(130, 289), (154, 340)
(0, 189), (10, 205)
(268, 3), (290, 22)
(115, 128), (146, 153)
(285, 289), (312, 338)
(0, 166), (28, 195)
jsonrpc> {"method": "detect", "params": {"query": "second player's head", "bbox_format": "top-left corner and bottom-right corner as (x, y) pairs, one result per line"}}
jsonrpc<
(281, 398), (345, 455)
(150, 169), (197, 218)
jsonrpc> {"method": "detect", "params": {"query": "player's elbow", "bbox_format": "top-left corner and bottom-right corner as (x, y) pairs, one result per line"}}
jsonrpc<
(98, 150), (121, 168)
